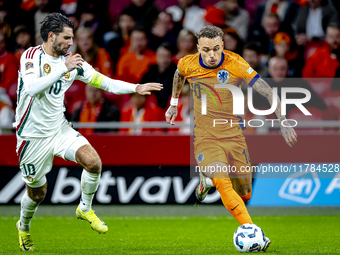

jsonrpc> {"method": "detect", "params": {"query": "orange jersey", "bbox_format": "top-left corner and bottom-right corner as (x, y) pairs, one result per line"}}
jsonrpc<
(178, 50), (260, 140)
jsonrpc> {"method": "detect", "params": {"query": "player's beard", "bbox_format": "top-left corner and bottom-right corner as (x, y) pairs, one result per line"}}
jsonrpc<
(52, 40), (68, 56)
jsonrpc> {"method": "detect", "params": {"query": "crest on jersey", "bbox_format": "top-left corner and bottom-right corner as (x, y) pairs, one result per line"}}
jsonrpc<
(197, 153), (204, 164)
(64, 72), (70, 79)
(27, 176), (34, 183)
(25, 62), (33, 70)
(43, 63), (51, 74)
(217, 70), (229, 84)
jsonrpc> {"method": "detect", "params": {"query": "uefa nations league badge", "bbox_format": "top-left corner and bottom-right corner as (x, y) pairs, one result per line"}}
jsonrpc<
(217, 70), (229, 84)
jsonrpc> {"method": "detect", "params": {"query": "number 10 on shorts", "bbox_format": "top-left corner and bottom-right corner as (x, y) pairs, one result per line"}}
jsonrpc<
(22, 164), (36, 176)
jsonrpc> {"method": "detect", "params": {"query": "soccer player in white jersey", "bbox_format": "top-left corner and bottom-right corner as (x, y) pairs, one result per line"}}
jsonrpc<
(15, 13), (163, 251)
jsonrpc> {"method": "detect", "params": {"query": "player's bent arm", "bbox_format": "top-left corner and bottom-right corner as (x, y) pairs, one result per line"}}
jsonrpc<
(165, 69), (186, 125)
(23, 64), (69, 97)
(252, 78), (297, 147)
(252, 78), (284, 120)
(89, 71), (162, 95)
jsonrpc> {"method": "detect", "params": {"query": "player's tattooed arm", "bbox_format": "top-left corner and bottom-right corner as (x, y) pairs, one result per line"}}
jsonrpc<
(253, 78), (297, 147)
(165, 69), (186, 125)
(172, 69), (186, 98)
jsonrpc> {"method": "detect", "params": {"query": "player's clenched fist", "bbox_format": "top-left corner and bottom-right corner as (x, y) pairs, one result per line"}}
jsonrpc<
(165, 105), (177, 125)
(136, 83), (163, 95)
(65, 52), (84, 71)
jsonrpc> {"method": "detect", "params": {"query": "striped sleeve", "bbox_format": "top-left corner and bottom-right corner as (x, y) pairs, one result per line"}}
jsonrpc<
(21, 46), (42, 77)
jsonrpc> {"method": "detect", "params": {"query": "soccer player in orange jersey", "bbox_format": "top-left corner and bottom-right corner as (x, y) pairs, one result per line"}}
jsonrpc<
(165, 26), (297, 252)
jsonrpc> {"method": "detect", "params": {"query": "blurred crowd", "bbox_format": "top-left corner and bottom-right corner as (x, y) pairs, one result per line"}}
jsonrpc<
(0, 0), (339, 135)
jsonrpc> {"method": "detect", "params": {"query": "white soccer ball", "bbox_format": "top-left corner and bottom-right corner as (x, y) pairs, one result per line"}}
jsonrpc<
(233, 223), (266, 253)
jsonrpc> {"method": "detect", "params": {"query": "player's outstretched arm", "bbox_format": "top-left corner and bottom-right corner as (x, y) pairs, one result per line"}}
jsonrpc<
(135, 83), (163, 95)
(165, 69), (186, 125)
(86, 71), (163, 95)
(252, 78), (297, 147)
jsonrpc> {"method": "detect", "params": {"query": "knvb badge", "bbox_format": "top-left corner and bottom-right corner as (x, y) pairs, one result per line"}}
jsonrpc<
(217, 70), (229, 84)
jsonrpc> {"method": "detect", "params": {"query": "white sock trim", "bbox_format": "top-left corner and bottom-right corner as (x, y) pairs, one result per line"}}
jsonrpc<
(20, 191), (38, 232)
(80, 170), (100, 213)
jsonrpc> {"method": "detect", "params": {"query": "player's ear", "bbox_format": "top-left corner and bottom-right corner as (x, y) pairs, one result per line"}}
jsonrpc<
(197, 44), (200, 52)
(48, 31), (55, 42)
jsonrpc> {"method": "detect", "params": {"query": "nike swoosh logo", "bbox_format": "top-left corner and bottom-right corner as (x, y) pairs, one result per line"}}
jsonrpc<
(231, 204), (239, 211)
(22, 239), (29, 251)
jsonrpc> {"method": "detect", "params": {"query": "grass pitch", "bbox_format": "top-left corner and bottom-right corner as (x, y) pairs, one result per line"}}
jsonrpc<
(1, 206), (340, 254)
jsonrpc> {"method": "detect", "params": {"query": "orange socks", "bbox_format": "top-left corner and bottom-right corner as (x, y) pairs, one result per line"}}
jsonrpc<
(213, 173), (253, 225)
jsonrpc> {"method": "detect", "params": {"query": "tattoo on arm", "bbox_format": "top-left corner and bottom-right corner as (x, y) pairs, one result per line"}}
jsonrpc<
(253, 78), (297, 145)
(172, 69), (186, 98)
(252, 78), (285, 121)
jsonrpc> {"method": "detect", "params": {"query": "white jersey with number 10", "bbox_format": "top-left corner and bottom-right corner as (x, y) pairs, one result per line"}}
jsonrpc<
(15, 45), (95, 138)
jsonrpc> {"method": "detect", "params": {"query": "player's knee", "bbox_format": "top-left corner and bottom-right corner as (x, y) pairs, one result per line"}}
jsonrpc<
(29, 190), (46, 203)
(27, 183), (47, 203)
(237, 184), (252, 201)
(33, 194), (46, 203)
(87, 157), (102, 174)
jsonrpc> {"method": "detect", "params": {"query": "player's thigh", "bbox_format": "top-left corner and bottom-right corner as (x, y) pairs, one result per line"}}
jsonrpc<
(204, 161), (231, 179)
(54, 123), (90, 162)
(17, 136), (54, 189)
(194, 139), (229, 179)
(226, 139), (251, 176)
(55, 124), (101, 173)
(53, 123), (101, 173)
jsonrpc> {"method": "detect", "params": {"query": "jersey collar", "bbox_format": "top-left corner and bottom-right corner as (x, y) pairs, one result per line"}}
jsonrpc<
(199, 52), (224, 69)
(40, 45), (45, 54)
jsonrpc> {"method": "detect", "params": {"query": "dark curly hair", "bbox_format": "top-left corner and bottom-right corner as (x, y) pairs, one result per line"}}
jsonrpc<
(40, 13), (74, 42)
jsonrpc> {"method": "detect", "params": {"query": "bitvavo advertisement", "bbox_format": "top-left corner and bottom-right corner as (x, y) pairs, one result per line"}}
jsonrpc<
(0, 166), (221, 205)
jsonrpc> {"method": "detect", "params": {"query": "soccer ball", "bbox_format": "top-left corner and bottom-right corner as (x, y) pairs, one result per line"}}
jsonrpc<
(233, 223), (266, 253)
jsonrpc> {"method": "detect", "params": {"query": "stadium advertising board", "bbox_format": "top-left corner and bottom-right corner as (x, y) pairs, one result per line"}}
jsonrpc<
(248, 164), (340, 206)
(0, 166), (221, 205)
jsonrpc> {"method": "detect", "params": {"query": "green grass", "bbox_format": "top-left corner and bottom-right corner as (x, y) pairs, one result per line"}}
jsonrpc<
(1, 214), (340, 254)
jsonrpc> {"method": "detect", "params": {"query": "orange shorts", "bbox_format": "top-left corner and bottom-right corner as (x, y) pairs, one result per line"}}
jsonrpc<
(194, 136), (251, 175)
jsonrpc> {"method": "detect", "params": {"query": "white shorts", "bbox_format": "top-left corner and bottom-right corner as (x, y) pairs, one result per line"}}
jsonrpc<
(16, 122), (90, 188)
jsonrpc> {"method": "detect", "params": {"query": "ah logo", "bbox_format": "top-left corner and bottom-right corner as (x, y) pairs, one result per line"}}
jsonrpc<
(217, 70), (229, 84)
(278, 171), (321, 204)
